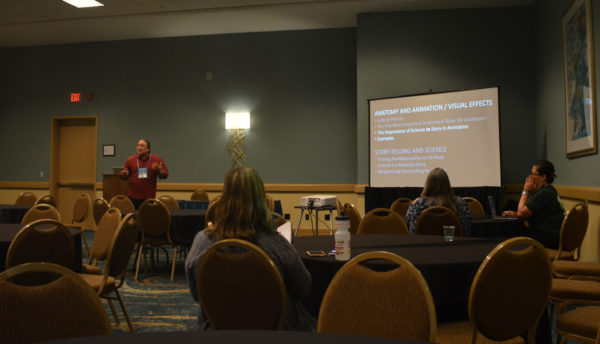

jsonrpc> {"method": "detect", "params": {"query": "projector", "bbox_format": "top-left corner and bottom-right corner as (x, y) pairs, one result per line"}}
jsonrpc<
(300, 195), (337, 207)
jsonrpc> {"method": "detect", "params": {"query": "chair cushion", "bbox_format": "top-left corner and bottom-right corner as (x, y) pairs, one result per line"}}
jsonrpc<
(553, 260), (600, 278)
(546, 249), (575, 261)
(79, 274), (117, 294)
(557, 306), (600, 340)
(437, 321), (525, 344)
(82, 264), (102, 275)
(552, 279), (600, 301)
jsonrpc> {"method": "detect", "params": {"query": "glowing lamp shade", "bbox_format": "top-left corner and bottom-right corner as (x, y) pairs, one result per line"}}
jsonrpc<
(225, 112), (250, 129)
(225, 112), (250, 168)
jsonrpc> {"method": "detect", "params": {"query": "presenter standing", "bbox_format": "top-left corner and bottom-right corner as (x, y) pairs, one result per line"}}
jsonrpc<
(119, 139), (168, 209)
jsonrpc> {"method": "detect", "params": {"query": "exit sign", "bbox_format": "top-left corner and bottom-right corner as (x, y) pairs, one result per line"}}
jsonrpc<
(70, 93), (81, 102)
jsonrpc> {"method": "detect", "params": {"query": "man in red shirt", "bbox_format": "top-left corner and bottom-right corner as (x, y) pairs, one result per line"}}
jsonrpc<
(119, 139), (169, 209)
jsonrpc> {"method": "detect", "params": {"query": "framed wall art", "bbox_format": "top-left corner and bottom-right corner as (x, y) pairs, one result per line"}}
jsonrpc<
(563, 0), (597, 158)
(103, 144), (116, 157)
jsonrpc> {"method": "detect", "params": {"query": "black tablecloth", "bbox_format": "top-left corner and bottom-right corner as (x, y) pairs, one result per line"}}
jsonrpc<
(294, 234), (501, 322)
(0, 204), (30, 224)
(294, 234), (552, 343)
(44, 330), (430, 344)
(0, 223), (83, 272)
(470, 216), (525, 238)
(169, 209), (206, 247)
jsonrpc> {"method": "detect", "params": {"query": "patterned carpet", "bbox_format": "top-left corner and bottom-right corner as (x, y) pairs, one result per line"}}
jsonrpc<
(82, 230), (199, 334)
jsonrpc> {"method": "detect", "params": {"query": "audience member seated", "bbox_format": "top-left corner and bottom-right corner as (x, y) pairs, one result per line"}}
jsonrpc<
(406, 167), (472, 235)
(185, 167), (316, 331)
(502, 159), (565, 249)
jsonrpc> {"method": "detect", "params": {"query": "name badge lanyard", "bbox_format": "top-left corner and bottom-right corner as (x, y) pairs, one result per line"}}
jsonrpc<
(137, 154), (151, 180)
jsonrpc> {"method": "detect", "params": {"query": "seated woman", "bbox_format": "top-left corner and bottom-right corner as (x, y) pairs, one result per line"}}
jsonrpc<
(185, 167), (316, 331)
(502, 160), (565, 249)
(406, 167), (472, 235)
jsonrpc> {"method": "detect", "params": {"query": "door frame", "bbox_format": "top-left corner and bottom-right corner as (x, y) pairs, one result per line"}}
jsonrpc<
(50, 116), (98, 206)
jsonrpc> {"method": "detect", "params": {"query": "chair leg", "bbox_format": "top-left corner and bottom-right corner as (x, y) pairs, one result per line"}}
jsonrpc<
(106, 298), (120, 325)
(161, 247), (170, 265)
(114, 289), (135, 334)
(134, 244), (144, 282)
(81, 229), (91, 256)
(170, 245), (178, 281)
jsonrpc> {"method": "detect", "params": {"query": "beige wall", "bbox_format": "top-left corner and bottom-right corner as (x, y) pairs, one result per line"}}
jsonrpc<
(3, 182), (598, 262)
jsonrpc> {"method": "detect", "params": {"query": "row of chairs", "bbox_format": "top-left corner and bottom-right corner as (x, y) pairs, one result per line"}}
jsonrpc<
(388, 196), (485, 218)
(339, 202), (464, 236)
(195, 236), (552, 343)
(16, 188), (209, 207)
(2, 211), (140, 339)
(15, 192), (56, 208)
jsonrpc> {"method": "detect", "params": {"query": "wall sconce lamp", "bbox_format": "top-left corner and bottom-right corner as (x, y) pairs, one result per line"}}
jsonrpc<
(225, 112), (250, 168)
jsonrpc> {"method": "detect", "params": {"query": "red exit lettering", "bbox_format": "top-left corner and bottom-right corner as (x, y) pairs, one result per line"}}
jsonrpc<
(70, 93), (81, 102)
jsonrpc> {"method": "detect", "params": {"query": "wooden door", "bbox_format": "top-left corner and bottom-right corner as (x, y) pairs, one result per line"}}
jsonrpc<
(50, 117), (97, 229)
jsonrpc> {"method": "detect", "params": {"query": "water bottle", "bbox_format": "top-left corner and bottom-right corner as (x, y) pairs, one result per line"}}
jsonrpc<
(334, 215), (351, 261)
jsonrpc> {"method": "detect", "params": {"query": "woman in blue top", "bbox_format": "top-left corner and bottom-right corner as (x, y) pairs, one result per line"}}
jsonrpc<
(406, 167), (472, 235)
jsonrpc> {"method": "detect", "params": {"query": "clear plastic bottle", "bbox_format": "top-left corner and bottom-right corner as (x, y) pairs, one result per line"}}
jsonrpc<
(334, 215), (351, 261)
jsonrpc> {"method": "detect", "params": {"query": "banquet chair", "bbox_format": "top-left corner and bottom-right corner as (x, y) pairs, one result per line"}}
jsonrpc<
(266, 194), (275, 212)
(547, 203), (588, 262)
(273, 212), (287, 228)
(70, 193), (92, 256)
(93, 197), (110, 226)
(21, 203), (61, 224)
(83, 207), (122, 275)
(554, 302), (600, 344)
(436, 237), (552, 344)
(550, 274), (600, 337)
(79, 213), (139, 333)
(390, 197), (411, 217)
(35, 194), (57, 207)
(191, 189), (210, 202)
(357, 208), (408, 235)
(158, 195), (180, 210)
(341, 203), (361, 234)
(0, 262), (111, 343)
(15, 191), (37, 207)
(109, 194), (135, 213)
(414, 206), (462, 236)
(195, 239), (287, 330)
(463, 197), (485, 217)
(6, 219), (75, 284)
(318, 251), (436, 341)
(135, 199), (177, 281)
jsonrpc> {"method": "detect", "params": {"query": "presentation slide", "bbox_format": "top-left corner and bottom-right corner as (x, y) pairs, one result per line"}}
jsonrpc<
(369, 87), (501, 187)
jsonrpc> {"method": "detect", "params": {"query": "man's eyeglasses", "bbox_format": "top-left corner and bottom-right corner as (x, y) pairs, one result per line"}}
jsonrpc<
(530, 173), (543, 177)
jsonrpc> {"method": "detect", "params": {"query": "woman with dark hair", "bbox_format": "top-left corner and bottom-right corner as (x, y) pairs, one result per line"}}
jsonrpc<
(502, 160), (565, 249)
(185, 167), (316, 331)
(406, 167), (472, 235)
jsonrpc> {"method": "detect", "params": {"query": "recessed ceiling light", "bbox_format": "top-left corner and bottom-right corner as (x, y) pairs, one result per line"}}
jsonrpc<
(62, 0), (104, 8)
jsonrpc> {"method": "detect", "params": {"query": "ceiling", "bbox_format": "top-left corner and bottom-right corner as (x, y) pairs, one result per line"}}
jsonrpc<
(0, 0), (533, 47)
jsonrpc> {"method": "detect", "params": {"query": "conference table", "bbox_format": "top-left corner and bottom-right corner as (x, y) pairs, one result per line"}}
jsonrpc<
(176, 200), (209, 210)
(294, 234), (501, 322)
(124, 208), (206, 247)
(44, 330), (430, 344)
(0, 204), (29, 224)
(0, 223), (83, 272)
(168, 209), (207, 247)
(470, 216), (524, 238)
(294, 233), (552, 343)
